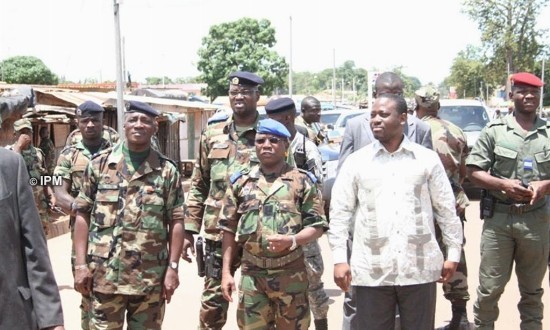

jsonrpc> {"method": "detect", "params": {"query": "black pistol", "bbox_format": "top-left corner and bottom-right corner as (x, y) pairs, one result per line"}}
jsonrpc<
(196, 236), (206, 277)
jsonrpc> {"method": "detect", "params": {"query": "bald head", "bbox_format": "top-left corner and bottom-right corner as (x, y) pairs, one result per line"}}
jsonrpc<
(374, 72), (404, 97)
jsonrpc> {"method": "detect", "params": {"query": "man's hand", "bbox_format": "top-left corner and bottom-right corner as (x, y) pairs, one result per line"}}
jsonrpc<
(221, 273), (236, 302)
(334, 263), (352, 292)
(74, 267), (93, 296)
(162, 267), (179, 303)
(14, 133), (32, 152)
(502, 179), (533, 202)
(49, 193), (57, 210)
(266, 234), (292, 253)
(439, 261), (458, 283)
(527, 180), (549, 205)
(181, 231), (195, 263)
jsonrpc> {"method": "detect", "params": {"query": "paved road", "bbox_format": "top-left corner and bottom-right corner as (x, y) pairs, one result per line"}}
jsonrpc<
(48, 200), (550, 329)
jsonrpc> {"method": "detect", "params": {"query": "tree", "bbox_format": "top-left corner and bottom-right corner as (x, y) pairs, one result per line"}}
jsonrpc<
(462, 0), (549, 85)
(447, 45), (486, 98)
(196, 18), (288, 101)
(144, 76), (173, 85)
(0, 56), (58, 85)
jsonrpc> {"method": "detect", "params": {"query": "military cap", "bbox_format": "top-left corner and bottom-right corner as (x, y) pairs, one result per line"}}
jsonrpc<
(265, 97), (296, 114)
(76, 100), (104, 116)
(415, 85), (440, 107)
(13, 118), (33, 132)
(125, 100), (159, 117)
(228, 71), (264, 86)
(510, 72), (544, 87)
(207, 110), (230, 125)
(257, 118), (291, 138)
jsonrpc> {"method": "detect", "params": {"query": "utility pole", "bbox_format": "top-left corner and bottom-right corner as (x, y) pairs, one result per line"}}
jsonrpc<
(289, 16), (293, 98)
(332, 49), (336, 107)
(114, 0), (125, 140)
(541, 59), (545, 112)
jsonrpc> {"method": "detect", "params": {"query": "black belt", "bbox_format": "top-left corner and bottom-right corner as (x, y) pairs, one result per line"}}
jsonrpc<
(494, 200), (546, 215)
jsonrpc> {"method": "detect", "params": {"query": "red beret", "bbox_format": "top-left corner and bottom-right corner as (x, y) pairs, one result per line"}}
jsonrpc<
(510, 72), (544, 87)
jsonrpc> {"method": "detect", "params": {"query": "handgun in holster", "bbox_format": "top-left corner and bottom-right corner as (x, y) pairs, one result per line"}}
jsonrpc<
(479, 189), (495, 219)
(204, 240), (222, 280)
(195, 236), (205, 277)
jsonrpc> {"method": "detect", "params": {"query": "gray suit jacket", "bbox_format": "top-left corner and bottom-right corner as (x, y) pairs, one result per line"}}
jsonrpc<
(337, 113), (433, 171)
(0, 149), (64, 330)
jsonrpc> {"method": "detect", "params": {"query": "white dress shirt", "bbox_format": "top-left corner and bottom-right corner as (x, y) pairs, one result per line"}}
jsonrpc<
(328, 136), (463, 287)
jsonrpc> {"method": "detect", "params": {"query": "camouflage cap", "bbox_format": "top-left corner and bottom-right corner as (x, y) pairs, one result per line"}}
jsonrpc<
(13, 118), (33, 132)
(415, 85), (440, 107)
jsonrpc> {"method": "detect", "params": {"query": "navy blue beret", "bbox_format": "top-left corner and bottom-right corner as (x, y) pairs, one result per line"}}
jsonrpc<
(125, 100), (159, 117)
(228, 71), (264, 86)
(77, 100), (104, 116)
(257, 118), (291, 138)
(265, 97), (296, 114)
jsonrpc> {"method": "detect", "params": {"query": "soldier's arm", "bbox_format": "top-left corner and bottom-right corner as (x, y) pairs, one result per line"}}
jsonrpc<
(306, 140), (324, 184)
(220, 184), (239, 302)
(184, 130), (211, 233)
(53, 150), (74, 214)
(165, 166), (185, 276)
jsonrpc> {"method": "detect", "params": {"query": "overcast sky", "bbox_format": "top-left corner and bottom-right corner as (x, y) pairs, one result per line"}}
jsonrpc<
(1, 0), (549, 85)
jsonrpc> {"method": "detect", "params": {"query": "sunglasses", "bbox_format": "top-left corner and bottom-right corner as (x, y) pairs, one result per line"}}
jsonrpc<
(255, 137), (283, 145)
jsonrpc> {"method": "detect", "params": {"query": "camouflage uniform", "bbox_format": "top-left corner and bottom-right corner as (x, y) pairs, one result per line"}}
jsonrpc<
(287, 131), (329, 321)
(219, 164), (328, 329)
(184, 116), (259, 329)
(65, 125), (119, 146)
(6, 144), (50, 235)
(53, 137), (113, 330)
(74, 142), (184, 329)
(39, 136), (56, 175)
(295, 116), (325, 146)
(421, 115), (470, 304)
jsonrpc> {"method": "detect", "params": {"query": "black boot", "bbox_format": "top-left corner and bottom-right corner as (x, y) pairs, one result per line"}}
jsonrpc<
(441, 305), (470, 330)
(314, 318), (328, 330)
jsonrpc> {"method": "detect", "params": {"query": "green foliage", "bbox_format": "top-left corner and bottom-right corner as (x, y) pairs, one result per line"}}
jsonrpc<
(145, 76), (173, 85)
(197, 18), (288, 101)
(0, 56), (58, 85)
(462, 0), (549, 85)
(447, 45), (486, 98)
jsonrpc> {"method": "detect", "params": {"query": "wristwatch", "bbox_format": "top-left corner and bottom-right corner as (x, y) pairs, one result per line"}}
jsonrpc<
(169, 261), (179, 271)
(289, 235), (298, 251)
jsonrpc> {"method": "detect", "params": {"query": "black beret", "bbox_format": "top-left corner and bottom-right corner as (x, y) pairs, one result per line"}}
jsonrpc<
(228, 71), (264, 86)
(265, 97), (296, 114)
(125, 100), (159, 117)
(77, 100), (104, 116)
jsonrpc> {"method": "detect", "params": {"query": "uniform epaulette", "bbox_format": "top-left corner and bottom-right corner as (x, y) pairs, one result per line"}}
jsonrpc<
(158, 153), (178, 167)
(207, 112), (230, 125)
(230, 168), (249, 184)
(91, 147), (112, 160)
(487, 118), (506, 127)
(298, 168), (317, 184)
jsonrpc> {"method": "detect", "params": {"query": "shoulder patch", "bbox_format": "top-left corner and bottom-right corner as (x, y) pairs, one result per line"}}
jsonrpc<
(230, 170), (244, 184)
(298, 168), (317, 184)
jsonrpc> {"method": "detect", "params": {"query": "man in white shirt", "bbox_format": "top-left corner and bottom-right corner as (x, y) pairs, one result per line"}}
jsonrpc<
(328, 94), (463, 329)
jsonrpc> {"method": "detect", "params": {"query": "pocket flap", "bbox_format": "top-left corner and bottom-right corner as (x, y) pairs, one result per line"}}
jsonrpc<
(237, 199), (260, 213)
(534, 151), (550, 164)
(208, 146), (230, 159)
(494, 146), (518, 159)
(142, 193), (165, 206)
(96, 189), (119, 203)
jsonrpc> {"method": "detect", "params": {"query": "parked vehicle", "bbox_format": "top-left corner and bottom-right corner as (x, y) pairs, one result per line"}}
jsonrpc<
(438, 99), (491, 151)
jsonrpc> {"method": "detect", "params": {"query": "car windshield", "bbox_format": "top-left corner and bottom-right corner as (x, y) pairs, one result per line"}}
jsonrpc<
(439, 106), (490, 131)
(320, 113), (341, 125)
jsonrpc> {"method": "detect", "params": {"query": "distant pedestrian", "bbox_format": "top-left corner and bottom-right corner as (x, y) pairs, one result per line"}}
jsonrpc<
(39, 126), (56, 175)
(296, 96), (325, 146)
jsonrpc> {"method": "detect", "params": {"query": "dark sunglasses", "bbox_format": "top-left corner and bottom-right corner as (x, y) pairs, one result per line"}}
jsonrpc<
(255, 137), (283, 145)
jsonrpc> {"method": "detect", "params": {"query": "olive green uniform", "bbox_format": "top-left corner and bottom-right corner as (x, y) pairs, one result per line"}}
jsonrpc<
(219, 164), (328, 330)
(466, 115), (550, 329)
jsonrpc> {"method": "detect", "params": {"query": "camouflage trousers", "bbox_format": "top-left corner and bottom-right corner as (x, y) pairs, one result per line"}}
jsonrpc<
(303, 239), (329, 320)
(238, 271), (310, 330)
(435, 218), (470, 303)
(200, 240), (240, 330)
(88, 291), (165, 330)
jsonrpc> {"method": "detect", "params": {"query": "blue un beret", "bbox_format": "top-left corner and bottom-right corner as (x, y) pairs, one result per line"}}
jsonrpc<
(265, 97), (296, 114)
(77, 100), (104, 116)
(125, 100), (159, 117)
(257, 118), (291, 138)
(228, 71), (264, 86)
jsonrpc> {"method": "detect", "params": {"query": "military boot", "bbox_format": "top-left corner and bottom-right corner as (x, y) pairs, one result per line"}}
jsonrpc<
(440, 305), (470, 330)
(314, 318), (328, 330)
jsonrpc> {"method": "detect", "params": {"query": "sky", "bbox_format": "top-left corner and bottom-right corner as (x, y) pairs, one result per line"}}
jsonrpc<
(1, 0), (549, 86)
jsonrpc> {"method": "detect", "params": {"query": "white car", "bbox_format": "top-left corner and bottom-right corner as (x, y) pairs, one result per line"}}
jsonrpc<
(321, 109), (366, 136)
(438, 99), (491, 151)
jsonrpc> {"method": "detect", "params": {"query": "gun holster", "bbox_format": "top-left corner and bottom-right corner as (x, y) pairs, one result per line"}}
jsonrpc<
(204, 240), (222, 280)
(479, 189), (495, 219)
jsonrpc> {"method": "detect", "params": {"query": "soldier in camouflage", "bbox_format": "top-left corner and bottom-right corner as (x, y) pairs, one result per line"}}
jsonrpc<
(265, 97), (329, 330)
(65, 124), (120, 147)
(39, 126), (56, 175)
(415, 85), (471, 330)
(6, 118), (55, 236)
(73, 101), (185, 329)
(295, 96), (325, 146)
(183, 71), (264, 329)
(53, 101), (114, 330)
(219, 118), (328, 330)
